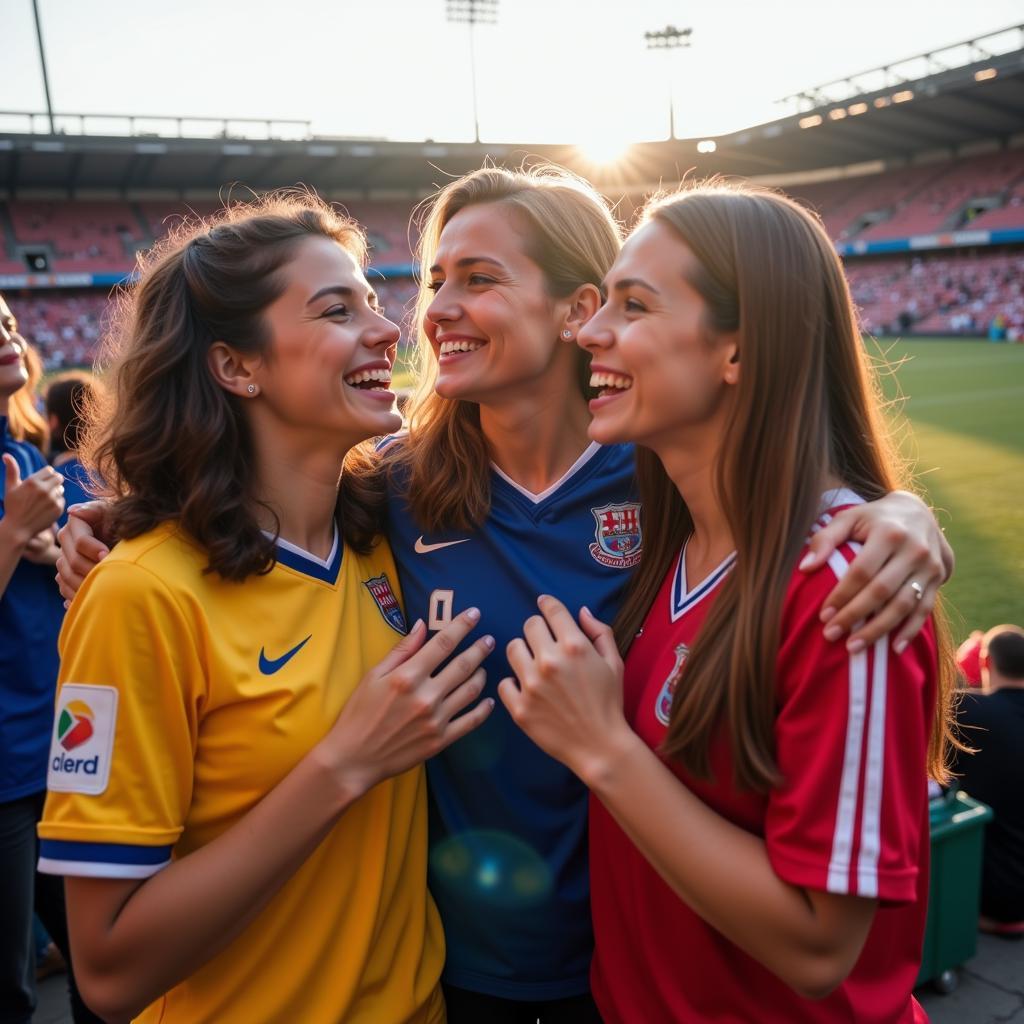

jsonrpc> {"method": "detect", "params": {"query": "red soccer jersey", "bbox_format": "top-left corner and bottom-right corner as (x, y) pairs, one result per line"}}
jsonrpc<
(590, 500), (935, 1024)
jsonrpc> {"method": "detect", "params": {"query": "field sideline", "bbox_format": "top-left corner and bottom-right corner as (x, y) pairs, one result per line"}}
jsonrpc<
(868, 337), (1024, 641)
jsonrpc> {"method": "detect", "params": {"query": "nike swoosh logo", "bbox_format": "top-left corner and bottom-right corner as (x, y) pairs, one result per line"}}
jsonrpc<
(414, 536), (471, 554)
(259, 635), (312, 675)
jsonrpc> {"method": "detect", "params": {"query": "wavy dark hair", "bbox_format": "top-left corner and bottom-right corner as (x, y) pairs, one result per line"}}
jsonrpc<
(83, 191), (385, 581)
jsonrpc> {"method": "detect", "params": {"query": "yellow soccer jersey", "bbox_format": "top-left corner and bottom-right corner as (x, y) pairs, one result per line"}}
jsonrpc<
(39, 522), (445, 1024)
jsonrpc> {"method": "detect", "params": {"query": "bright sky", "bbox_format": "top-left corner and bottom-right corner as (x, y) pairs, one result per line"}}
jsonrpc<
(3, 0), (1022, 146)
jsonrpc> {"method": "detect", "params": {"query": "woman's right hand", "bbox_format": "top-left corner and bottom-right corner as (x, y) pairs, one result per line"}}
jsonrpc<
(55, 500), (112, 602)
(0, 455), (64, 549)
(317, 609), (494, 794)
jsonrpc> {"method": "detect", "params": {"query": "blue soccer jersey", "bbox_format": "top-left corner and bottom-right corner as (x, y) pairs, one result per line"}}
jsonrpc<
(0, 416), (65, 801)
(385, 440), (639, 1000)
(53, 454), (96, 529)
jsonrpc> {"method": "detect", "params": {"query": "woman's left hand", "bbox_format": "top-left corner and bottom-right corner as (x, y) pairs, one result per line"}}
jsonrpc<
(799, 490), (953, 653)
(499, 596), (633, 782)
(23, 528), (61, 566)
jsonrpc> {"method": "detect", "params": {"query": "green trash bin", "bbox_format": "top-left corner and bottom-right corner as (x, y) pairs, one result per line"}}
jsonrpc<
(916, 788), (993, 993)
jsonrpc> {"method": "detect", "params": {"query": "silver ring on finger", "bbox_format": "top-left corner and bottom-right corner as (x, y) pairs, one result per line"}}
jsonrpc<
(909, 580), (924, 602)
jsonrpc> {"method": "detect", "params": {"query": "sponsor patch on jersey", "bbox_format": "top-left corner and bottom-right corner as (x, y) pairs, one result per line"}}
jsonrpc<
(47, 684), (118, 795)
(655, 643), (689, 727)
(589, 502), (643, 568)
(364, 573), (407, 634)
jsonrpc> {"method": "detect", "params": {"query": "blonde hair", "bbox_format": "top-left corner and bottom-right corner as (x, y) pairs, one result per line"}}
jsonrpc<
(387, 164), (622, 531)
(7, 340), (48, 450)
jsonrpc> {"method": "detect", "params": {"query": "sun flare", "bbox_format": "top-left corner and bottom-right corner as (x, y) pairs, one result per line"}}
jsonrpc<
(575, 136), (634, 167)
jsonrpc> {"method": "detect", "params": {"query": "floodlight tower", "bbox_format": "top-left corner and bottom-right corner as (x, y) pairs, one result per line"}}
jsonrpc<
(446, 0), (499, 143)
(32, 0), (56, 134)
(644, 24), (692, 140)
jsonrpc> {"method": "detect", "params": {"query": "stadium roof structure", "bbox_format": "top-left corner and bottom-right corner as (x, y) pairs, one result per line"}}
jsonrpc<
(2, 27), (1023, 198)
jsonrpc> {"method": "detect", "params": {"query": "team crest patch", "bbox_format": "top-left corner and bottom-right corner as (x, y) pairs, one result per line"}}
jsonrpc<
(47, 684), (118, 795)
(655, 644), (689, 726)
(364, 573), (407, 634)
(589, 502), (643, 568)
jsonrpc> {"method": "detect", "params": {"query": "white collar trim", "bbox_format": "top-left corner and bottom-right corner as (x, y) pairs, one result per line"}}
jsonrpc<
(670, 543), (737, 623)
(262, 526), (339, 570)
(491, 441), (603, 505)
(819, 487), (865, 514)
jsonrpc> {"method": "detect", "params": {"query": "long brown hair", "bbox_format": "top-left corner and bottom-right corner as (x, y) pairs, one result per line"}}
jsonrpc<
(84, 191), (385, 581)
(6, 338), (48, 450)
(388, 165), (622, 530)
(612, 180), (957, 789)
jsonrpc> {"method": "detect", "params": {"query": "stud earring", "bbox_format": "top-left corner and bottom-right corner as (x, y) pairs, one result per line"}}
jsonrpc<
(562, 329), (572, 340)
(247, 384), (256, 395)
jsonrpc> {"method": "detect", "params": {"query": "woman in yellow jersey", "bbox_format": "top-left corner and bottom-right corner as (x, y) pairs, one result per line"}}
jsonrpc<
(38, 194), (494, 1024)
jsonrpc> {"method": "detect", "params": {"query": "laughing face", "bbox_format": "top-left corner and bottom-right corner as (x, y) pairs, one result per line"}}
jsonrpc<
(0, 295), (30, 401)
(578, 220), (738, 452)
(423, 202), (577, 406)
(252, 237), (403, 448)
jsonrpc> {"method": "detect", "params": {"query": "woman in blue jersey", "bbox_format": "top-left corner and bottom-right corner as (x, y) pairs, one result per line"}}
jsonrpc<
(58, 169), (953, 1023)
(39, 195), (494, 1024)
(0, 297), (105, 1024)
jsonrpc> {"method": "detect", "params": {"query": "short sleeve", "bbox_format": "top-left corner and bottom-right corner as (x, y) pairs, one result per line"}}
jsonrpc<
(38, 559), (205, 879)
(765, 548), (936, 904)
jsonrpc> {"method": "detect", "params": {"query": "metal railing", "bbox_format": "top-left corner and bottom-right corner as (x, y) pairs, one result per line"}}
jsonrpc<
(0, 111), (313, 141)
(777, 23), (1024, 113)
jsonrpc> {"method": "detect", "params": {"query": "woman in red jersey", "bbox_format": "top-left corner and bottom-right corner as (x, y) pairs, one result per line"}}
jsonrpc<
(500, 181), (955, 1024)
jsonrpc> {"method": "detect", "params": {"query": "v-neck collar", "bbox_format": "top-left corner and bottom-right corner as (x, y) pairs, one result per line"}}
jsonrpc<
(666, 488), (866, 622)
(266, 527), (342, 585)
(670, 542), (736, 622)
(490, 441), (604, 507)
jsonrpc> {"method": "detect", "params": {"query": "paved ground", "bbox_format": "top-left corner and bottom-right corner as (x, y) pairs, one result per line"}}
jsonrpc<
(32, 933), (1024, 1022)
(918, 934), (1024, 1023)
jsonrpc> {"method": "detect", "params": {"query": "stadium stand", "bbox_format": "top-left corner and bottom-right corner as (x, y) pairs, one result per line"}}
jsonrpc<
(7, 159), (1024, 269)
(793, 166), (954, 241)
(855, 151), (1024, 241)
(971, 177), (1024, 231)
(10, 291), (110, 368)
(844, 249), (1024, 338)
(6, 277), (421, 370)
(2, 198), (417, 278)
(137, 200), (223, 243)
(4, 162), (1024, 369)
(8, 201), (144, 273)
(342, 200), (418, 264)
(1, 197), (423, 367)
(790, 152), (1024, 243)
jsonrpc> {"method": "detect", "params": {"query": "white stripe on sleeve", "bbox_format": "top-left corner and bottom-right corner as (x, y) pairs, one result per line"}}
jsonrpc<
(856, 634), (890, 897)
(37, 856), (169, 879)
(825, 549), (869, 895)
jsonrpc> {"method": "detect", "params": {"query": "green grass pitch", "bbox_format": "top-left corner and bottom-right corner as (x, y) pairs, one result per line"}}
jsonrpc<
(867, 338), (1024, 641)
